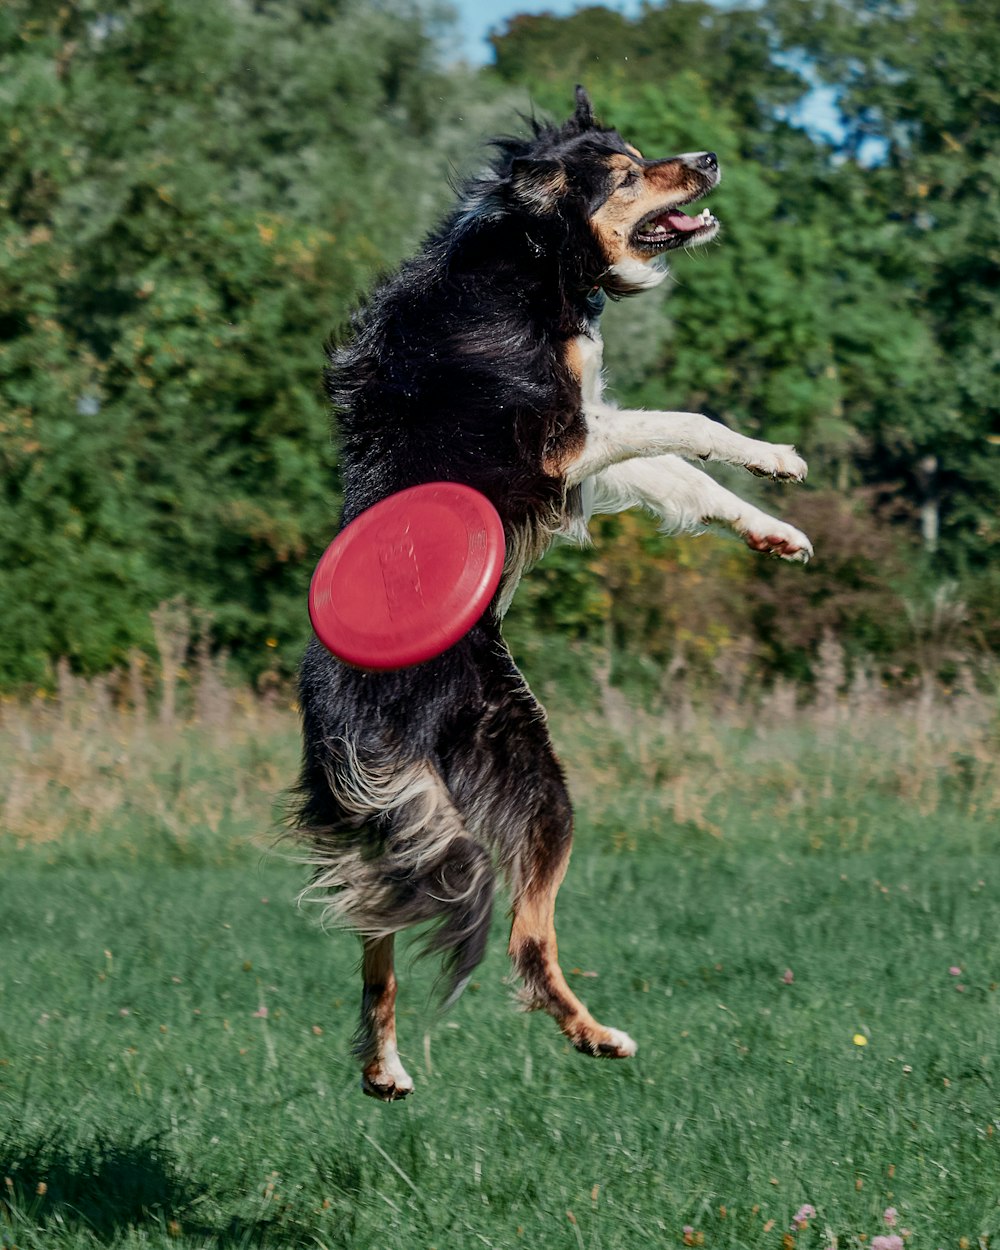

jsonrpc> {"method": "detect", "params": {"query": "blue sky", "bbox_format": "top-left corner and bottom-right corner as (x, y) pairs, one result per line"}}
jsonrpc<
(446, 0), (844, 143)
(448, 0), (642, 64)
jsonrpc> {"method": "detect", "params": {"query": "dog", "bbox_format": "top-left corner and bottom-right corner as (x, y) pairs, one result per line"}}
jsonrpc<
(292, 87), (812, 1100)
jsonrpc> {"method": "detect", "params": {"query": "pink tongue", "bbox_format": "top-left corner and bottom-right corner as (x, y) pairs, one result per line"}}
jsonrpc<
(661, 210), (703, 234)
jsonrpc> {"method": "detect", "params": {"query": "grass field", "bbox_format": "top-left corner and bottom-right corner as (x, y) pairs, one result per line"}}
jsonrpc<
(1, 661), (998, 1248)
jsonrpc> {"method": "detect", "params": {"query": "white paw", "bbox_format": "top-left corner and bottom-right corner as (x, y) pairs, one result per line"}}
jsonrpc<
(742, 515), (813, 562)
(361, 1069), (414, 1101)
(744, 443), (808, 482)
(572, 1024), (638, 1058)
(604, 1027), (638, 1057)
(361, 1048), (414, 1101)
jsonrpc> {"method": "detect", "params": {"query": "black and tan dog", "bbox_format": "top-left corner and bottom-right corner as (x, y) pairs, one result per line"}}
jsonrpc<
(293, 88), (811, 1099)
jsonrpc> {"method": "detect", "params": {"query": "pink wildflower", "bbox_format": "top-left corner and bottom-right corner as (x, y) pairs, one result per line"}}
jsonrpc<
(883, 1208), (898, 1227)
(251, 1005), (269, 1018)
(783, 969), (795, 984)
(792, 1203), (816, 1228)
(949, 966), (962, 976)
(871, 1236), (903, 1250)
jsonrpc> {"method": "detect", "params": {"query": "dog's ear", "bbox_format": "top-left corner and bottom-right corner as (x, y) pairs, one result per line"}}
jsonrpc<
(510, 157), (567, 212)
(573, 85), (597, 131)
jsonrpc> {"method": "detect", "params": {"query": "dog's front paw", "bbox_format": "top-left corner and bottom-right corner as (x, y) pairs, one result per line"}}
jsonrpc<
(743, 517), (813, 562)
(743, 443), (808, 482)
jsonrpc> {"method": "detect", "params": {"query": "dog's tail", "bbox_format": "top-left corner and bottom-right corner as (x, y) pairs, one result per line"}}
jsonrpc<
(296, 749), (495, 1006)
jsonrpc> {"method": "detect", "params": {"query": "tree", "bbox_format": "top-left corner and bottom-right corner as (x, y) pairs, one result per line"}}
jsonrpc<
(0, 0), (488, 687)
(491, 1), (996, 673)
(769, 0), (1000, 574)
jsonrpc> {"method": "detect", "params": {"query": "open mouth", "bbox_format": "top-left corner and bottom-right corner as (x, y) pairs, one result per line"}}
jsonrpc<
(632, 194), (719, 252)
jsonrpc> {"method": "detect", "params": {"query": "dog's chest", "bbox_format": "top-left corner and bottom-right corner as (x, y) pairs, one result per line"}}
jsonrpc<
(571, 329), (605, 407)
(563, 329), (605, 529)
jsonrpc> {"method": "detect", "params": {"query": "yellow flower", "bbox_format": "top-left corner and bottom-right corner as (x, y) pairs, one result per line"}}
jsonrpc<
(853, 1033), (868, 1047)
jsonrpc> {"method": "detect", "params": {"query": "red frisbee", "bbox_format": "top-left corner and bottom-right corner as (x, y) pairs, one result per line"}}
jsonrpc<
(309, 482), (506, 670)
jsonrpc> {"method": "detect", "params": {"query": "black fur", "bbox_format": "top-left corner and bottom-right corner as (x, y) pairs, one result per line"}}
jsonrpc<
(291, 88), (703, 1007)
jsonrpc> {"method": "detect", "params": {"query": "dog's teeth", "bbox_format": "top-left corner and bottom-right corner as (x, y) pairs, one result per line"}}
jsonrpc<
(653, 224), (667, 234)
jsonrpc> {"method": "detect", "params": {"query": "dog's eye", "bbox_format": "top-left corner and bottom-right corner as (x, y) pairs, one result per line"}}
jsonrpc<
(618, 169), (640, 190)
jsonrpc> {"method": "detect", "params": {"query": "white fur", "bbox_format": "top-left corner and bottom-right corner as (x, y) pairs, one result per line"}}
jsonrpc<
(605, 257), (669, 292)
(298, 747), (487, 937)
(559, 328), (812, 558)
(568, 396), (808, 487)
(603, 1026), (638, 1057)
(589, 455), (813, 561)
(361, 1040), (414, 1098)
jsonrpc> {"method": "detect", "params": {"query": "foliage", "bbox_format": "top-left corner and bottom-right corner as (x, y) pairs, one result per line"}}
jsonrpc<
(0, 0), (997, 689)
(770, 0), (1000, 571)
(488, 0), (999, 679)
(0, 0), (497, 687)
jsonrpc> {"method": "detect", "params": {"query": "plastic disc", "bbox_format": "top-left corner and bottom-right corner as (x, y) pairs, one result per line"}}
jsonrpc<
(308, 482), (506, 671)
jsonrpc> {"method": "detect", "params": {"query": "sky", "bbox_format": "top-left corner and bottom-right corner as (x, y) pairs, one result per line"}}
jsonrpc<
(448, 0), (643, 64)
(446, 0), (845, 144)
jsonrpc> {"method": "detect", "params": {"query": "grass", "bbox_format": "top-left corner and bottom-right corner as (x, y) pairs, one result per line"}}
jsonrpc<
(1, 657), (999, 1248)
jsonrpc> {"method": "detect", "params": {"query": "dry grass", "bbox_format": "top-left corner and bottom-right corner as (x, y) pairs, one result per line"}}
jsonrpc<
(1, 608), (996, 852)
(569, 633), (999, 845)
(0, 609), (299, 851)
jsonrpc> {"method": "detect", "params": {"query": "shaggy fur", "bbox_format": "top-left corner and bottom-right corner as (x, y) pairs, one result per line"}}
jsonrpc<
(292, 88), (812, 1099)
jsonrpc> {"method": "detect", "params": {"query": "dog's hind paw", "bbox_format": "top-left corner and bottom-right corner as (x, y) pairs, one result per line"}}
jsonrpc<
(571, 1023), (637, 1059)
(362, 1072), (414, 1101)
(361, 1059), (414, 1102)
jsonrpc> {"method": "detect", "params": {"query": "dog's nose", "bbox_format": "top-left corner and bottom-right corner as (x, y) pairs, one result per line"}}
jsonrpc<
(697, 152), (718, 172)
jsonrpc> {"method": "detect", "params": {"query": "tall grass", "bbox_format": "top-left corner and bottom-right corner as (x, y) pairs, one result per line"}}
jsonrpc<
(0, 609), (298, 856)
(2, 609), (995, 858)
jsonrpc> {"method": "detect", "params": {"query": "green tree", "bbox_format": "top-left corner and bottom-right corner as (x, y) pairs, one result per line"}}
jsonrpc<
(770, 0), (1000, 573)
(491, 1), (995, 674)
(0, 0), (489, 688)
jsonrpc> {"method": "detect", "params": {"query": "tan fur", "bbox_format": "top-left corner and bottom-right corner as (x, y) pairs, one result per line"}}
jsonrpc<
(591, 157), (706, 266)
(509, 863), (635, 1056)
(514, 163), (569, 212)
(358, 935), (413, 1099)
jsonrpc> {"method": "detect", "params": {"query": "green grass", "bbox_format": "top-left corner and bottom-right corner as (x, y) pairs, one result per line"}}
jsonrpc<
(1, 696), (999, 1248)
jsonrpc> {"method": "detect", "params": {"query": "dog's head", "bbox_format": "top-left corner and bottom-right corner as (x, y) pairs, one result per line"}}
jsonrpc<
(482, 87), (721, 296)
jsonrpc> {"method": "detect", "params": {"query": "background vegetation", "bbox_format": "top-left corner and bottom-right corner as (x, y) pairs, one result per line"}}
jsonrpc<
(2, 0), (997, 693)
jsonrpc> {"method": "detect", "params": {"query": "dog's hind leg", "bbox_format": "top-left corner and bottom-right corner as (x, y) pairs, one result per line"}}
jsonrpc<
(443, 666), (637, 1059)
(355, 934), (414, 1101)
(302, 750), (496, 1098)
(505, 786), (637, 1060)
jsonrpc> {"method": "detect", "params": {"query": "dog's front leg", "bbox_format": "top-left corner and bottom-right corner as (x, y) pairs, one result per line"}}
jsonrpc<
(566, 401), (807, 487)
(590, 455), (813, 562)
